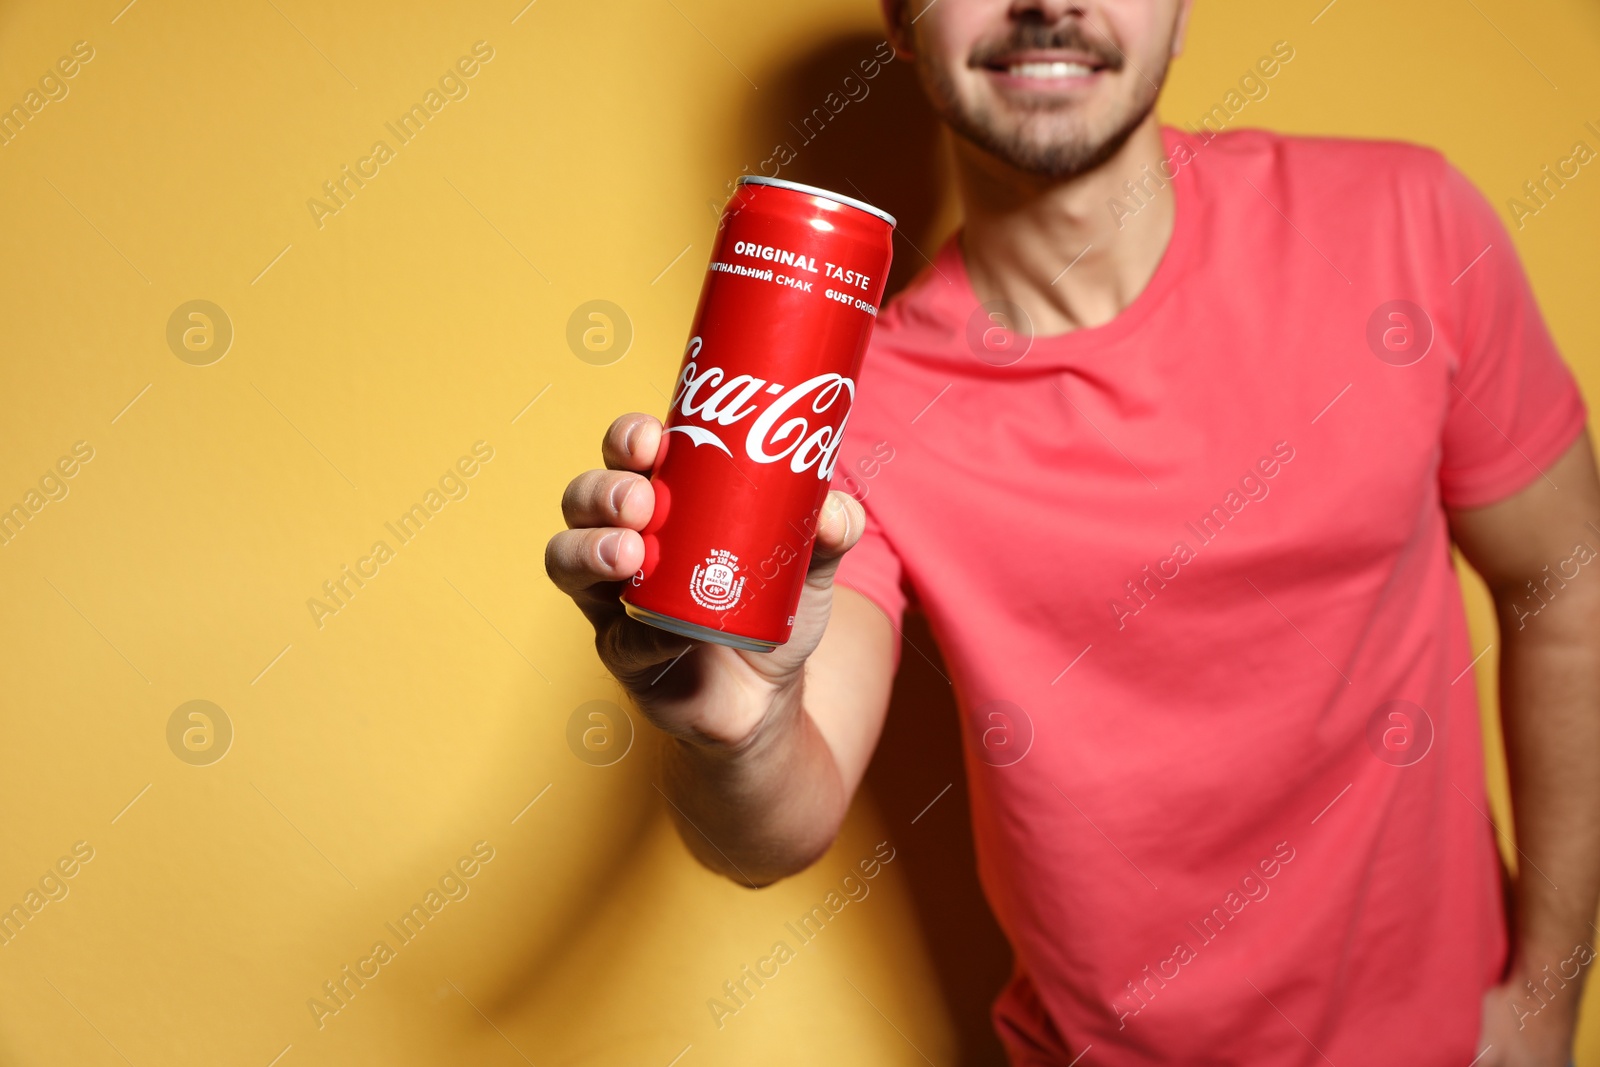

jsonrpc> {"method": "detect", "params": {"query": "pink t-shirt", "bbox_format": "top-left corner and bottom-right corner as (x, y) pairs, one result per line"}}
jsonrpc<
(831, 127), (1587, 1065)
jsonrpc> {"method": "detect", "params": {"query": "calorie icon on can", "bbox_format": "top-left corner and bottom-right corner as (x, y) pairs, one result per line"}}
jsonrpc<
(621, 176), (896, 652)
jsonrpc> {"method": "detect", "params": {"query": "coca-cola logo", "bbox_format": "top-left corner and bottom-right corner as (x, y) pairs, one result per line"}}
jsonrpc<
(663, 337), (854, 480)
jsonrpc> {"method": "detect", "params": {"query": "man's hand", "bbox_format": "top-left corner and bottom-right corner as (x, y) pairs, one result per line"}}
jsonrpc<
(1476, 963), (1578, 1067)
(544, 411), (866, 749)
(544, 412), (897, 885)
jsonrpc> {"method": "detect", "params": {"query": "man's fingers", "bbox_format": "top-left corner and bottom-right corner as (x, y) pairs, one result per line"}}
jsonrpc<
(547, 412), (700, 689)
(544, 527), (644, 596)
(803, 491), (866, 591)
(561, 469), (655, 530)
(812, 491), (866, 561)
(602, 413), (662, 472)
(595, 614), (697, 683)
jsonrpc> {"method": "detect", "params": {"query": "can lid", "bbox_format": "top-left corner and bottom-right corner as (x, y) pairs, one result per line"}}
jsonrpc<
(736, 175), (897, 229)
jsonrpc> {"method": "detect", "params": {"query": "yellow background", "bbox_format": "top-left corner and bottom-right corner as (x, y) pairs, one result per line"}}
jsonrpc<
(1, 0), (1596, 1063)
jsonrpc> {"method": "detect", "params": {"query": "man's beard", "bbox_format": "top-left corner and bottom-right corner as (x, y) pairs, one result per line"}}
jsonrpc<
(918, 19), (1167, 179)
(934, 87), (1159, 179)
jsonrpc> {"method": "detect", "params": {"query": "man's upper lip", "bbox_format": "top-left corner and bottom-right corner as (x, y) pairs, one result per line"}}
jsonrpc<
(980, 50), (1107, 71)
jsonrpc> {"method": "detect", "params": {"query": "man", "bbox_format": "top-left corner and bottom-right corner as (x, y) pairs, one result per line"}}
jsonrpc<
(547, 0), (1600, 1062)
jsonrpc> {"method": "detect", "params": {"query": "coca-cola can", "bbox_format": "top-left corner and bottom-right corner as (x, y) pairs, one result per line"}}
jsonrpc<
(622, 176), (895, 652)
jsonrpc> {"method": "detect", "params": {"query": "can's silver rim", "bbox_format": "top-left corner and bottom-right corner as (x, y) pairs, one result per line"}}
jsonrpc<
(623, 602), (779, 653)
(736, 175), (897, 229)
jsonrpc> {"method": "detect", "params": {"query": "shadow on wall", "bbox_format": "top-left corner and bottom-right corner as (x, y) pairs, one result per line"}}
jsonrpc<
(866, 612), (1013, 1066)
(730, 31), (953, 299)
(732, 31), (1012, 1066)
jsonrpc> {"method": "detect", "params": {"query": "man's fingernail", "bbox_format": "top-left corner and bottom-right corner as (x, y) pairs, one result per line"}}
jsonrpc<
(597, 531), (623, 568)
(623, 420), (641, 457)
(826, 494), (851, 542)
(611, 478), (636, 516)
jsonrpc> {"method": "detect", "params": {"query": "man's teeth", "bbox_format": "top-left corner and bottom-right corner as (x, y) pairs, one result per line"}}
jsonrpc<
(1007, 61), (1093, 78)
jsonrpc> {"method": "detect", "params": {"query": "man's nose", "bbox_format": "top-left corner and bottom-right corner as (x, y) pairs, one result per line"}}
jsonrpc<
(1007, 0), (1091, 25)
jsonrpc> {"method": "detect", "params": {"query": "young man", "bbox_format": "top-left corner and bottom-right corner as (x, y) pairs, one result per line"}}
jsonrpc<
(547, 1), (1600, 1062)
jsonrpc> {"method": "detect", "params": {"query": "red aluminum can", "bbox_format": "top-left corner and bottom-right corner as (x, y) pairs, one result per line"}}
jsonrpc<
(622, 176), (895, 651)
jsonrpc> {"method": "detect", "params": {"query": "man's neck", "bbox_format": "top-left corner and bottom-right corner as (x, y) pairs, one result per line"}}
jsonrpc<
(955, 114), (1175, 338)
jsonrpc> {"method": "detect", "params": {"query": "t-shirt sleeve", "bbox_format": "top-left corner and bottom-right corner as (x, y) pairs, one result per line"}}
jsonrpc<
(1435, 161), (1588, 510)
(829, 489), (908, 634)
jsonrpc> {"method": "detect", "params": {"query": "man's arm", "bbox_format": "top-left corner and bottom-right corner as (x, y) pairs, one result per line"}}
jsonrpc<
(661, 588), (898, 885)
(1449, 431), (1600, 1061)
(546, 413), (899, 887)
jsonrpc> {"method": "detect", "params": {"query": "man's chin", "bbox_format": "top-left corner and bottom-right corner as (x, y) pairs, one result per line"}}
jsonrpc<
(955, 106), (1154, 180)
(959, 129), (1123, 179)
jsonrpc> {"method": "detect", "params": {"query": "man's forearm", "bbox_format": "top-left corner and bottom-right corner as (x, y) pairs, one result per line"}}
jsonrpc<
(1497, 577), (1600, 1019)
(659, 683), (849, 887)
